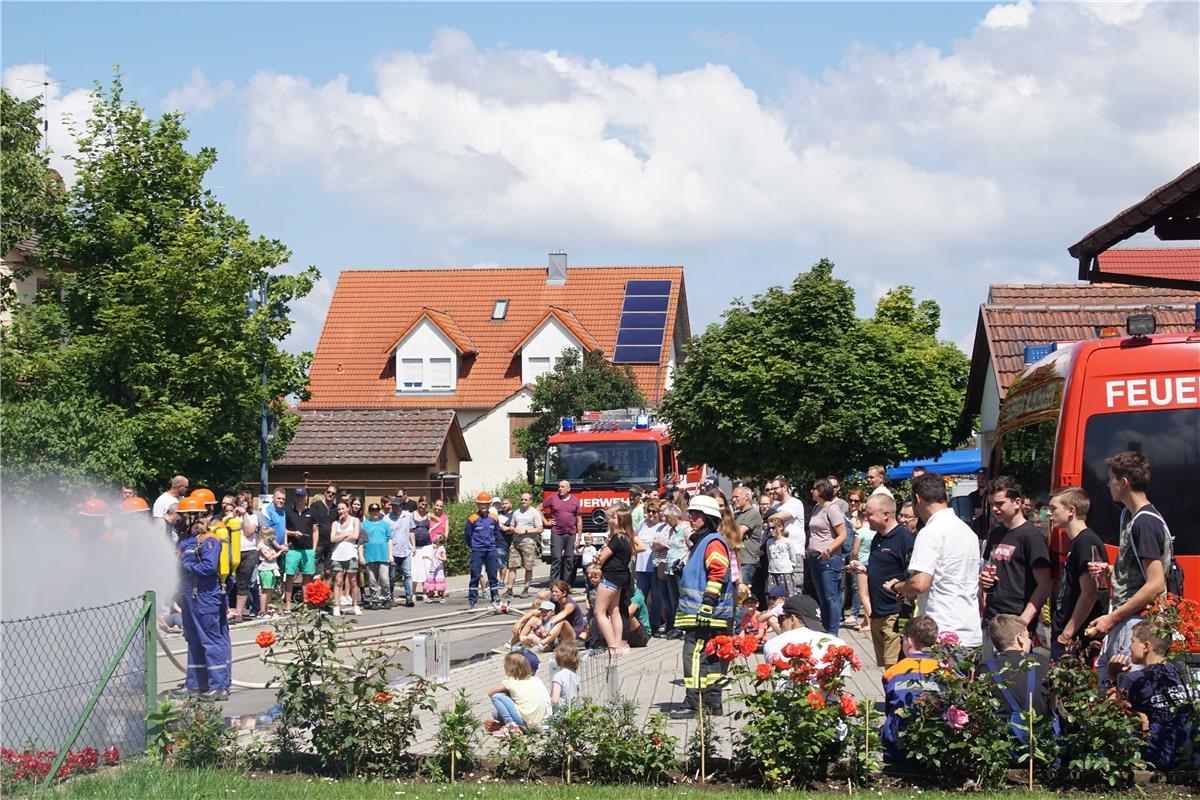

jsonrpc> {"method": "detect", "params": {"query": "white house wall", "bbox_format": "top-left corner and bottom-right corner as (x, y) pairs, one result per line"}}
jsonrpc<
(521, 317), (582, 384)
(977, 366), (1001, 463)
(459, 389), (533, 495)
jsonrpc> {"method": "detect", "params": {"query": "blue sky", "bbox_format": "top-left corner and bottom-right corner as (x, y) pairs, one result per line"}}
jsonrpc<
(4, 2), (1197, 355)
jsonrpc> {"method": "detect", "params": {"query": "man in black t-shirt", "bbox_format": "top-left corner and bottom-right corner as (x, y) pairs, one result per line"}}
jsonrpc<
(1047, 487), (1107, 660)
(863, 493), (916, 668)
(980, 477), (1052, 646)
(308, 483), (339, 579)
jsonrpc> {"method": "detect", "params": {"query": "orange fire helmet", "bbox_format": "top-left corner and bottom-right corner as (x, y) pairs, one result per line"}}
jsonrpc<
(121, 496), (150, 513)
(177, 495), (206, 514)
(475, 491), (492, 503)
(190, 488), (217, 505)
(79, 497), (110, 517)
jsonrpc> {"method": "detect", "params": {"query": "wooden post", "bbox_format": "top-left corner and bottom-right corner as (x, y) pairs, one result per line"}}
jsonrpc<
(450, 748), (456, 783)
(566, 744), (572, 785)
(699, 699), (706, 785)
(1028, 692), (1035, 791)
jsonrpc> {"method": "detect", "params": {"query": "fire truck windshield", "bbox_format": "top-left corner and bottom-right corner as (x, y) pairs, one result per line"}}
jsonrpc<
(545, 441), (659, 487)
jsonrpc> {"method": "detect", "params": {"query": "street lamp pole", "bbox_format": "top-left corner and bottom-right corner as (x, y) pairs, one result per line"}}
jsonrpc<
(258, 276), (270, 493)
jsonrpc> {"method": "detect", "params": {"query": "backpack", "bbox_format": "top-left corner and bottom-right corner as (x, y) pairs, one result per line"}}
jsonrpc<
(200, 518), (241, 583)
(982, 659), (1060, 761)
(1126, 509), (1185, 597)
(880, 660), (940, 764)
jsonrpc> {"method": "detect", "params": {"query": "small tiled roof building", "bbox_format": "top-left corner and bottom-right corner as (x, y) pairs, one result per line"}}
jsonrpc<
(290, 254), (690, 495)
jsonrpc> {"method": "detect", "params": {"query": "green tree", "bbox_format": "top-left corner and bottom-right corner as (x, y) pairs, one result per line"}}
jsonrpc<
(0, 76), (317, 497)
(513, 347), (646, 477)
(660, 259), (968, 481)
(1, 89), (65, 310)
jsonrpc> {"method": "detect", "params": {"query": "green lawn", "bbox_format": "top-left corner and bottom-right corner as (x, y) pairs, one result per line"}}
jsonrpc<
(18, 760), (1189, 800)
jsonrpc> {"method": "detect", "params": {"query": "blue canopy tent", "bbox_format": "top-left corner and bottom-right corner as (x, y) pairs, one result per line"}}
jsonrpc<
(886, 449), (982, 480)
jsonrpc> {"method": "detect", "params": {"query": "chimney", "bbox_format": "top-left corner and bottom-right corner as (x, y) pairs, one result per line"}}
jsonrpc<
(547, 250), (567, 285)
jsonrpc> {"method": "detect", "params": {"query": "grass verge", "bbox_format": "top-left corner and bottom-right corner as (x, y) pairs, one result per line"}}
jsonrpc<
(17, 759), (1193, 800)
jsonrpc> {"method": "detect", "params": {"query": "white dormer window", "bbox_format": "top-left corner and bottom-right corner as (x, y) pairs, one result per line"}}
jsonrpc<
(393, 317), (460, 393)
(528, 357), (551, 382)
(492, 299), (509, 320)
(519, 316), (582, 385)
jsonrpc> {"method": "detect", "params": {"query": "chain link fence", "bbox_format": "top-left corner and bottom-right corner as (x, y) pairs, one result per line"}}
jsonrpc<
(0, 593), (154, 758)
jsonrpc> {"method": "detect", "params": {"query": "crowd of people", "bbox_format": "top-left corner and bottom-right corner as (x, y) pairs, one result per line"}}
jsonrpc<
(136, 447), (1193, 766)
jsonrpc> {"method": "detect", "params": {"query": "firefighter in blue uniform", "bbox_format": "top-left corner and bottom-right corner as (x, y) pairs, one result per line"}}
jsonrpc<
(173, 505), (233, 701)
(465, 491), (502, 610)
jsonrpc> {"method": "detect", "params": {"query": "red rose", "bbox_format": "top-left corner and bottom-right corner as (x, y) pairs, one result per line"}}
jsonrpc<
(716, 643), (737, 661)
(781, 643), (803, 659)
(806, 691), (826, 709)
(373, 691), (393, 703)
(255, 630), (276, 649)
(755, 663), (772, 681)
(304, 578), (332, 606)
(738, 635), (758, 656)
(840, 693), (858, 715)
(704, 639), (717, 655)
(652, 736), (662, 746)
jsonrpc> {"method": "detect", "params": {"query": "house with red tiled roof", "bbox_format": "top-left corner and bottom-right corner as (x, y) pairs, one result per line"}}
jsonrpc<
(291, 253), (690, 495)
(962, 270), (1200, 454)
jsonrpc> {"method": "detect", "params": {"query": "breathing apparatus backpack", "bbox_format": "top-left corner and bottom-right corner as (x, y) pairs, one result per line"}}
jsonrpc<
(199, 517), (241, 582)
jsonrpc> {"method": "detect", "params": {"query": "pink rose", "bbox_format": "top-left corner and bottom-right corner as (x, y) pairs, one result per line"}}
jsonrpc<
(937, 631), (960, 646)
(943, 705), (969, 730)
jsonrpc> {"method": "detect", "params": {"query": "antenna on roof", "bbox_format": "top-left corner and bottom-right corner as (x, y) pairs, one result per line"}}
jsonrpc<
(15, 20), (63, 156)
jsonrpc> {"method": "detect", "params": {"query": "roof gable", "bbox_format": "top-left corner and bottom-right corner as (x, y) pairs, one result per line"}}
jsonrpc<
(306, 265), (686, 410)
(511, 306), (601, 354)
(384, 307), (478, 355)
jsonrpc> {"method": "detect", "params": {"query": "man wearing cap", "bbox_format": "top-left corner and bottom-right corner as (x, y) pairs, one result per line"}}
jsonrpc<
(387, 497), (416, 607)
(280, 488), (318, 612)
(762, 594), (851, 668)
(466, 492), (503, 610)
(673, 494), (736, 718)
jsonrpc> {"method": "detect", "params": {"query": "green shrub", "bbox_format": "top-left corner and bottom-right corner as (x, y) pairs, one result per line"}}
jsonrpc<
(538, 699), (607, 781)
(493, 724), (543, 780)
(269, 587), (438, 777)
(433, 689), (483, 778)
(685, 710), (721, 780)
(172, 697), (236, 769)
(1046, 655), (1143, 788)
(590, 698), (677, 785)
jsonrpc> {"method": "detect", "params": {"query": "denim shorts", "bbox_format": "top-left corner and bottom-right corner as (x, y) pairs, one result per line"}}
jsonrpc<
(600, 577), (620, 592)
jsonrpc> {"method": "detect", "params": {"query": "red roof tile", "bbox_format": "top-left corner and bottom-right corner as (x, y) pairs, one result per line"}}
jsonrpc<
(1095, 248), (1200, 285)
(276, 408), (469, 466)
(305, 266), (687, 410)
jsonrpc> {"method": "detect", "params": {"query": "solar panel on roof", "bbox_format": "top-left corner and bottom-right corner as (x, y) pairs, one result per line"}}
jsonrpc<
(625, 280), (672, 296)
(613, 279), (670, 363)
(613, 345), (662, 363)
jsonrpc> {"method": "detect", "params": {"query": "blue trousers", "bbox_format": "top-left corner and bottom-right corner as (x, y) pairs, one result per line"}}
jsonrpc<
(391, 555), (413, 600)
(806, 554), (845, 636)
(635, 570), (664, 631)
(491, 693), (526, 728)
(469, 549), (499, 605)
(179, 590), (231, 691)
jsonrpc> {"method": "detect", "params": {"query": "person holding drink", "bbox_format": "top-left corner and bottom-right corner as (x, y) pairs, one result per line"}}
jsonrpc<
(1047, 487), (1108, 660)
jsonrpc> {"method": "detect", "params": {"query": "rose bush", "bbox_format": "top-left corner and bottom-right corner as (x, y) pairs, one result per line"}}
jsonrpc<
(1, 744), (117, 789)
(726, 635), (863, 788)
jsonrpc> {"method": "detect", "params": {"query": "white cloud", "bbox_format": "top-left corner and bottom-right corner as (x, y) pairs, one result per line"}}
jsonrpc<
(982, 0), (1035, 30)
(162, 67), (234, 113)
(3, 64), (93, 184)
(238, 2), (1198, 349)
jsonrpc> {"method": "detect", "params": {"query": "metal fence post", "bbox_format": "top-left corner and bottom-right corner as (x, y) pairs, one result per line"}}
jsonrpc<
(143, 591), (157, 714)
(40, 592), (156, 789)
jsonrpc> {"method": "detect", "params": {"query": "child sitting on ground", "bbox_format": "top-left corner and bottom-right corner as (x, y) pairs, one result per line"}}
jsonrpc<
(881, 616), (943, 765)
(1108, 621), (1197, 771)
(485, 651), (552, 737)
(506, 590), (554, 649)
(550, 641), (581, 711)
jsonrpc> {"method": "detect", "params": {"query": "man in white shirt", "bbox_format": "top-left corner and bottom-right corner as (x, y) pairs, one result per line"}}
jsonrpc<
(767, 474), (807, 552)
(387, 497), (416, 607)
(153, 474), (189, 519)
(888, 473), (982, 647)
(763, 594), (853, 668)
(867, 466), (893, 498)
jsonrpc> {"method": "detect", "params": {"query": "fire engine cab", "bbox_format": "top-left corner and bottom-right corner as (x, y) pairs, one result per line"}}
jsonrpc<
(991, 310), (1200, 599)
(540, 409), (718, 560)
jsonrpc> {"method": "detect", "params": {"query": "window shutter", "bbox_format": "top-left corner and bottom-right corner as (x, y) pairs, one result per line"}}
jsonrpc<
(430, 358), (452, 389)
(401, 358), (424, 389)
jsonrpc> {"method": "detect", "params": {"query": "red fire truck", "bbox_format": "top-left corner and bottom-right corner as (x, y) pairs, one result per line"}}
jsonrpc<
(539, 409), (720, 559)
(991, 310), (1200, 599)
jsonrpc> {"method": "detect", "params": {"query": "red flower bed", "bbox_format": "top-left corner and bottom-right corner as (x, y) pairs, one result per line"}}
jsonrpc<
(1, 744), (118, 786)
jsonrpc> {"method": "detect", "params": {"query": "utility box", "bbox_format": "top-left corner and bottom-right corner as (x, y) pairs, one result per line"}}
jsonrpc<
(411, 630), (449, 680)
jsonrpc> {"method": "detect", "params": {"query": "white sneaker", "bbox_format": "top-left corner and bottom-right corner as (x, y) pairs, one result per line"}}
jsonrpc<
(352, 605), (362, 616)
(332, 605), (341, 617)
